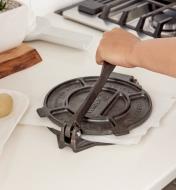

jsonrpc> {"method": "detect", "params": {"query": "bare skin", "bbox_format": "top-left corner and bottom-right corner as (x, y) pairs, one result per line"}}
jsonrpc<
(96, 28), (176, 77)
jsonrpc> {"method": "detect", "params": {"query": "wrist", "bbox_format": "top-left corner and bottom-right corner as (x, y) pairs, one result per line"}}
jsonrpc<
(129, 41), (142, 68)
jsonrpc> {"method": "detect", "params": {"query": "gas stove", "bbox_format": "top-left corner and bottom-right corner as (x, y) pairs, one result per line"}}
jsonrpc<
(56, 0), (176, 39)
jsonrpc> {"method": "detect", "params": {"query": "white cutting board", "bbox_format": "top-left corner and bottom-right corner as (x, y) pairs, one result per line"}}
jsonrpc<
(0, 89), (29, 154)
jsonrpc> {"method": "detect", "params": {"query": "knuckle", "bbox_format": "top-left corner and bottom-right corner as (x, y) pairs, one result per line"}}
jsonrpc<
(112, 27), (120, 32)
(112, 27), (123, 34)
(111, 28), (118, 31)
(103, 31), (110, 38)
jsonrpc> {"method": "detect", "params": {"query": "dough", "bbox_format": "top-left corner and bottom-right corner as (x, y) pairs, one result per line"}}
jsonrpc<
(0, 93), (13, 118)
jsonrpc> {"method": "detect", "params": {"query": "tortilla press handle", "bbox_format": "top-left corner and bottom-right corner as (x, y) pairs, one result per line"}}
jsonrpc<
(74, 61), (116, 124)
(51, 62), (116, 153)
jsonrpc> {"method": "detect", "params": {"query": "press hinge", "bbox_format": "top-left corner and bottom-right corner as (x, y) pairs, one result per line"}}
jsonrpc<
(49, 124), (112, 153)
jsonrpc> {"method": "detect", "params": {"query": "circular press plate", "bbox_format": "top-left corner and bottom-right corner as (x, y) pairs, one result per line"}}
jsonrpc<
(37, 73), (152, 136)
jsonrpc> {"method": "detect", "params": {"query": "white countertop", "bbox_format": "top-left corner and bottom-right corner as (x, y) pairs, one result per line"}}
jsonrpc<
(0, 13), (176, 190)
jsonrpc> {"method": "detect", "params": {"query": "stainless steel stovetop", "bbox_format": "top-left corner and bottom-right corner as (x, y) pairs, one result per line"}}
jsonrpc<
(56, 0), (176, 40)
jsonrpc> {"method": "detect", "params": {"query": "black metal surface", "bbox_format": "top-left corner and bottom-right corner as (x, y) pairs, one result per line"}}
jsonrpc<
(78, 0), (105, 15)
(97, 0), (176, 38)
(59, 0), (176, 38)
(151, 9), (176, 32)
(37, 70), (152, 152)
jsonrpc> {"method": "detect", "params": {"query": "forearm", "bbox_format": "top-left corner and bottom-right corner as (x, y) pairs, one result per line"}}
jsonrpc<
(132, 38), (176, 77)
(96, 28), (176, 77)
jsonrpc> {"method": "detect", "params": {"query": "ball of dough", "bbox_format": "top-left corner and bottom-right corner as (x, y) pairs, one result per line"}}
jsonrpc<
(0, 93), (13, 118)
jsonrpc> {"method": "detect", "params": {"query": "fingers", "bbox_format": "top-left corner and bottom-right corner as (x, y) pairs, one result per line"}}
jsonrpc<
(96, 28), (125, 65)
(96, 46), (103, 65)
(95, 27), (140, 68)
(96, 29), (119, 65)
(96, 31), (109, 65)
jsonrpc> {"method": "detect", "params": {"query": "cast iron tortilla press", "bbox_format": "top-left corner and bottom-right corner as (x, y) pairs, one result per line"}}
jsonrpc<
(37, 62), (152, 152)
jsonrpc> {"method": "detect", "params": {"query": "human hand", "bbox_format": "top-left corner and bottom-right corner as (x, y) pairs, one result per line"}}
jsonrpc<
(96, 28), (141, 68)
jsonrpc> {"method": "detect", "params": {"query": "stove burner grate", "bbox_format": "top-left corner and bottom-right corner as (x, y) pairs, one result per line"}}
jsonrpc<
(37, 73), (152, 152)
(78, 0), (176, 38)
